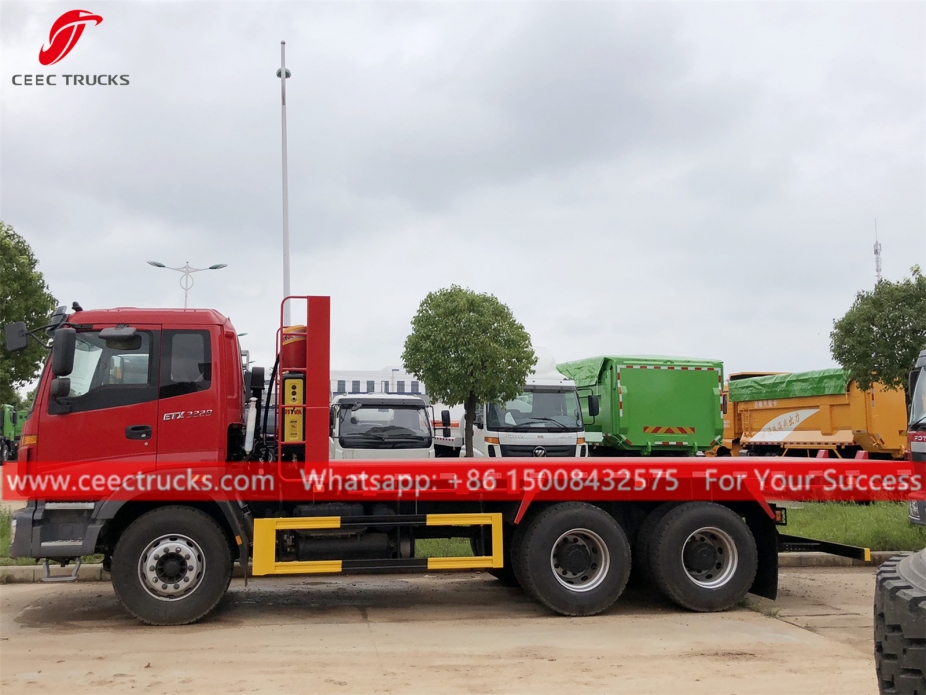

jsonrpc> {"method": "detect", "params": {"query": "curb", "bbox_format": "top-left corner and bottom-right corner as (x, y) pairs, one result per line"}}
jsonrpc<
(0, 551), (907, 584)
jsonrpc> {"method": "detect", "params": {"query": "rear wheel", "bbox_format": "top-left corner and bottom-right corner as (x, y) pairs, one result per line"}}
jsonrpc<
(875, 550), (926, 694)
(649, 502), (757, 612)
(632, 503), (677, 584)
(517, 502), (631, 616)
(111, 506), (232, 625)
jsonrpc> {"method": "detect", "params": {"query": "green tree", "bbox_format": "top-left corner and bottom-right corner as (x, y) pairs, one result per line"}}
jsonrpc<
(0, 222), (57, 405)
(402, 286), (536, 457)
(830, 267), (926, 392)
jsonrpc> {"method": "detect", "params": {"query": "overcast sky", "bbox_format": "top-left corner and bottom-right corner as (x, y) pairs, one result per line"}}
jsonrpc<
(2, 1), (924, 379)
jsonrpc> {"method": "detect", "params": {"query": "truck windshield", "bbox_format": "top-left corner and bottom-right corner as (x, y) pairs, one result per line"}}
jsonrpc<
(912, 369), (926, 429)
(486, 389), (582, 432)
(338, 406), (432, 449)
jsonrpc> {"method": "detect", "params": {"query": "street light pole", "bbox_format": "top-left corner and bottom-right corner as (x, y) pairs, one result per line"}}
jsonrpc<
(277, 40), (292, 326)
(147, 261), (227, 309)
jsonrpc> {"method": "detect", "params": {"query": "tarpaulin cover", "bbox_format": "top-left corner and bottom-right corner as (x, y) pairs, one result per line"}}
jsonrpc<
(728, 368), (849, 402)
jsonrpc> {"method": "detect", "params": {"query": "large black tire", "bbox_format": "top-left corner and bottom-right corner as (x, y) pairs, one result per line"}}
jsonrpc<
(517, 502), (631, 616)
(649, 502), (757, 612)
(875, 550), (926, 694)
(112, 506), (233, 626)
(471, 526), (519, 587)
(632, 503), (677, 584)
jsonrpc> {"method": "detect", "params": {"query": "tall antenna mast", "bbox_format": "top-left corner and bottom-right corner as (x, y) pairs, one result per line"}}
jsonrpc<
(874, 218), (882, 284)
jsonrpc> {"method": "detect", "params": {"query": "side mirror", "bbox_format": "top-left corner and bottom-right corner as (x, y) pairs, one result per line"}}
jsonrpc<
(441, 409), (451, 437)
(11, 411), (18, 426)
(911, 370), (920, 399)
(587, 395), (600, 418)
(329, 407), (336, 437)
(50, 377), (71, 399)
(4, 322), (28, 352)
(51, 328), (76, 376)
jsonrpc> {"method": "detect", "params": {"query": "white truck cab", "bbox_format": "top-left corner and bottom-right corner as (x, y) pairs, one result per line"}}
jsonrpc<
(434, 350), (593, 458)
(329, 393), (435, 459)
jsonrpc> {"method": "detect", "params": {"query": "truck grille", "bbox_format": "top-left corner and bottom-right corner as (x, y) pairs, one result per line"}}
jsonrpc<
(499, 445), (575, 457)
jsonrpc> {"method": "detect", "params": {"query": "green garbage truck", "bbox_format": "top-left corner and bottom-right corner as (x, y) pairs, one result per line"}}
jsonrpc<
(1, 404), (19, 462)
(558, 356), (724, 456)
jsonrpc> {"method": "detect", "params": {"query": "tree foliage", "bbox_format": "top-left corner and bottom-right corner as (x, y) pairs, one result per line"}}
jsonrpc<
(830, 267), (926, 392)
(0, 222), (57, 405)
(402, 285), (535, 457)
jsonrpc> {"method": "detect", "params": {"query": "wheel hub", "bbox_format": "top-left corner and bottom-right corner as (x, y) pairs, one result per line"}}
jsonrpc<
(550, 529), (610, 593)
(681, 527), (739, 589)
(139, 534), (206, 601)
(683, 540), (718, 573)
(558, 540), (592, 575)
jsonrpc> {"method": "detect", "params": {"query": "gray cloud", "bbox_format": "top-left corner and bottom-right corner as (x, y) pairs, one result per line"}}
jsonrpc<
(1, 1), (923, 378)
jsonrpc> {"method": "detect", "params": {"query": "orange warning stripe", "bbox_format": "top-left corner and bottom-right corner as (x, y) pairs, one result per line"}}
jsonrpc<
(643, 426), (696, 435)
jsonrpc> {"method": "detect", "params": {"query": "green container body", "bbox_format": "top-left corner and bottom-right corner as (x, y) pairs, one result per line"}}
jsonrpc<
(558, 356), (724, 455)
(1, 405), (14, 440)
(15, 410), (27, 438)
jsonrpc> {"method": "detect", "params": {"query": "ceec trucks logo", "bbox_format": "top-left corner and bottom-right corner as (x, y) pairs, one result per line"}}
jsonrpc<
(39, 9), (103, 65)
(12, 9), (129, 87)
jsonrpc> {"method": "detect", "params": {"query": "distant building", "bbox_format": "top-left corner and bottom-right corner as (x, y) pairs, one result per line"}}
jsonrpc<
(329, 368), (424, 398)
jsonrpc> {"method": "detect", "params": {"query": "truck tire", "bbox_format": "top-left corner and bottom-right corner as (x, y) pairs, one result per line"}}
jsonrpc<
(632, 503), (677, 584)
(648, 502), (757, 612)
(470, 527), (519, 587)
(517, 502), (631, 616)
(875, 550), (926, 694)
(111, 506), (233, 626)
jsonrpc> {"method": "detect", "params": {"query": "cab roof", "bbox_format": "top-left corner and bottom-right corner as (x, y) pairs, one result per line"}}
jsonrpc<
(65, 307), (232, 327)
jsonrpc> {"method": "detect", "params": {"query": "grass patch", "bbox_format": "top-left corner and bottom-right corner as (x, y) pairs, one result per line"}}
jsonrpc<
(785, 502), (926, 551)
(0, 508), (103, 566)
(415, 538), (472, 559)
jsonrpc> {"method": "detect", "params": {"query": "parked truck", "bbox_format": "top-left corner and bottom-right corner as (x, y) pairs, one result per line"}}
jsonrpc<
(908, 349), (926, 526)
(329, 393), (434, 459)
(557, 356), (724, 456)
(720, 369), (908, 459)
(2, 298), (894, 626)
(433, 349), (590, 458)
(1, 404), (18, 462)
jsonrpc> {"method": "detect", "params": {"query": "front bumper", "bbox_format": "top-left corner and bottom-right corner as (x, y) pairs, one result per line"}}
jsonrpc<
(9, 502), (104, 559)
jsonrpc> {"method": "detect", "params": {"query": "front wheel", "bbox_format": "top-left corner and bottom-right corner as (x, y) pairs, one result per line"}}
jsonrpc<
(649, 502), (757, 612)
(111, 506), (233, 625)
(517, 502), (631, 616)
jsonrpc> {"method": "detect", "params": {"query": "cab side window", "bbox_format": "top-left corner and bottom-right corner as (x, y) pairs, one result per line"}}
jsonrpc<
(48, 330), (156, 415)
(160, 331), (212, 399)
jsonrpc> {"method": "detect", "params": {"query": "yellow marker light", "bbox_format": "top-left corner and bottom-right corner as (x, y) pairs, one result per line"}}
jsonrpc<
(485, 437), (500, 445)
(577, 438), (586, 445)
(21, 435), (37, 446)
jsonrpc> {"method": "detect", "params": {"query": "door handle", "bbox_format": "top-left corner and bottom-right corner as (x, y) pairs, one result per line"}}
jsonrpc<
(126, 425), (152, 440)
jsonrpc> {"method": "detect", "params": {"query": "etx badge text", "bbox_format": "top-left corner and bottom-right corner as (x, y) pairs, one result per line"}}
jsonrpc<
(12, 74), (129, 86)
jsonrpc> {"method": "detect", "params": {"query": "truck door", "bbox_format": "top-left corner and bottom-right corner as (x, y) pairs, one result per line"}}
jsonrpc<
(157, 329), (223, 464)
(37, 325), (160, 463)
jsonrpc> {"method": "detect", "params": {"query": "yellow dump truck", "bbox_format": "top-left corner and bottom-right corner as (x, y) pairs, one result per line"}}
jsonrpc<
(718, 368), (908, 459)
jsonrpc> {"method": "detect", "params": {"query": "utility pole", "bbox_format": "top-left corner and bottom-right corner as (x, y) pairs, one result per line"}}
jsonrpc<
(874, 218), (882, 285)
(277, 41), (292, 326)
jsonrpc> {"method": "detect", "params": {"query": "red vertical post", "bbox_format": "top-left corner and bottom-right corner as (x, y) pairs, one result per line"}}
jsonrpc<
(304, 296), (330, 464)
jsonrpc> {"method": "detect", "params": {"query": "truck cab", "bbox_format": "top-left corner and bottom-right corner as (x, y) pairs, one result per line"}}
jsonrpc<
(13, 307), (247, 466)
(435, 350), (589, 458)
(329, 393), (434, 459)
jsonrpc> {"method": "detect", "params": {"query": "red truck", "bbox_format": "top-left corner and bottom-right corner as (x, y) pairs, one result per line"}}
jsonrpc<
(4, 297), (915, 625)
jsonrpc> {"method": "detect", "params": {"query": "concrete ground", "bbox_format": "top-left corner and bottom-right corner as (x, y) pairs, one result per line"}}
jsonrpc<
(1, 566), (878, 695)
